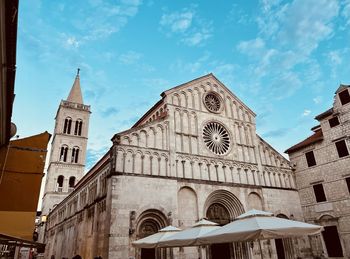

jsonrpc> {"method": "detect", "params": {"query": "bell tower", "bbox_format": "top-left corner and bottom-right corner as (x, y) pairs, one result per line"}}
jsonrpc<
(41, 69), (91, 216)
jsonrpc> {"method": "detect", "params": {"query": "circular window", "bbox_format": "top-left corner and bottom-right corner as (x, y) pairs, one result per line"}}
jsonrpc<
(203, 92), (222, 113)
(203, 122), (231, 155)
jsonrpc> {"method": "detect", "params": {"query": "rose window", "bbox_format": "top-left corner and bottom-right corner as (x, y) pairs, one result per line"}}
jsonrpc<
(203, 122), (231, 155)
(204, 92), (222, 113)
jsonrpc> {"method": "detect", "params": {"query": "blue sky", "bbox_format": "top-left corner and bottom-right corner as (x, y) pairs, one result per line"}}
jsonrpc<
(13, 0), (350, 170)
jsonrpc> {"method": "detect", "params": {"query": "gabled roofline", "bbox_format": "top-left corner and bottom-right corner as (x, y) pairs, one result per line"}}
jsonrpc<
(132, 99), (164, 128)
(257, 134), (290, 164)
(130, 73), (257, 132)
(112, 114), (168, 142)
(162, 73), (256, 116)
(161, 73), (213, 96)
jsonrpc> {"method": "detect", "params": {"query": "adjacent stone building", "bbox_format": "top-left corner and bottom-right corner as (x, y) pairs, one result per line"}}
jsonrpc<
(286, 84), (350, 258)
(45, 74), (311, 259)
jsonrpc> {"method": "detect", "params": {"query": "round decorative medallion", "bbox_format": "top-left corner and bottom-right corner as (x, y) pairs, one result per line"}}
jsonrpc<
(203, 92), (222, 113)
(203, 122), (231, 155)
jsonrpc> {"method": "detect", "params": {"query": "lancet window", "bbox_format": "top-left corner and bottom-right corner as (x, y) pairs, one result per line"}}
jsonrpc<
(74, 119), (83, 136)
(71, 147), (80, 163)
(63, 117), (72, 134)
(69, 176), (76, 192)
(60, 145), (69, 162)
(57, 175), (64, 192)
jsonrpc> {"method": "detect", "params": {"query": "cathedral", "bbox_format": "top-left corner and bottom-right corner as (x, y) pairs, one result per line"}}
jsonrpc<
(42, 73), (312, 259)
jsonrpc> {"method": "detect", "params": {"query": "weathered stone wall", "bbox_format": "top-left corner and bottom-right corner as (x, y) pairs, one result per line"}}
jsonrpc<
(107, 174), (309, 259)
(288, 86), (350, 258)
(45, 162), (109, 259)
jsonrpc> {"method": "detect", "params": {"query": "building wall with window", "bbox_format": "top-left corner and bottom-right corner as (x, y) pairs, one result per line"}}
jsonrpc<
(45, 74), (312, 259)
(286, 84), (350, 258)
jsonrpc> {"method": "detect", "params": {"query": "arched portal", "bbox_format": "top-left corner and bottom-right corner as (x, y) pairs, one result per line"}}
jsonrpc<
(206, 203), (231, 259)
(136, 209), (168, 259)
(204, 190), (249, 259)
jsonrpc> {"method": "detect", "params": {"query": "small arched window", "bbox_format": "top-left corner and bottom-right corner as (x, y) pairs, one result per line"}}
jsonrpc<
(63, 117), (72, 134)
(68, 176), (76, 192)
(57, 175), (64, 192)
(74, 119), (83, 136)
(71, 147), (79, 163)
(60, 145), (69, 162)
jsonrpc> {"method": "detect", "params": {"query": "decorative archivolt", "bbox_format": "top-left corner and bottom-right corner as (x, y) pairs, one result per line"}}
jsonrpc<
(135, 209), (168, 238)
(203, 190), (245, 220)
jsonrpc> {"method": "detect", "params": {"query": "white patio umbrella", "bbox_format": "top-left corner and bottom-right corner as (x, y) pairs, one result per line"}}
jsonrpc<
(198, 209), (323, 259)
(199, 209), (323, 244)
(158, 219), (221, 247)
(132, 225), (181, 248)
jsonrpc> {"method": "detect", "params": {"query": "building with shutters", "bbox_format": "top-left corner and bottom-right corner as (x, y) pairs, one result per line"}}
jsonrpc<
(286, 84), (350, 258)
(44, 74), (313, 259)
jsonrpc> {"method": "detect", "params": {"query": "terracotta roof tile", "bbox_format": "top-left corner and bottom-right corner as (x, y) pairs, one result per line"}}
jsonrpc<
(285, 129), (323, 154)
(314, 108), (333, 121)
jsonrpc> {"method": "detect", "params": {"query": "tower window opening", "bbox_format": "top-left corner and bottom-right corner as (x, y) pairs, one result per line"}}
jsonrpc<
(63, 117), (72, 134)
(69, 176), (76, 192)
(57, 175), (64, 192)
(74, 119), (83, 136)
(60, 145), (69, 162)
(71, 147), (80, 163)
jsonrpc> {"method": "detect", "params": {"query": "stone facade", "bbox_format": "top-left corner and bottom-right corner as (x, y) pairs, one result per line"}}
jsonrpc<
(286, 84), (350, 258)
(45, 74), (311, 259)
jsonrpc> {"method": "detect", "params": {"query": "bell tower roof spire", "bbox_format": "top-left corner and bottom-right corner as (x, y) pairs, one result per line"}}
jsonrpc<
(66, 68), (84, 104)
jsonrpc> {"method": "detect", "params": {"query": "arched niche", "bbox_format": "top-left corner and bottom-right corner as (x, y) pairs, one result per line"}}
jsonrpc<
(247, 192), (263, 211)
(177, 187), (198, 227)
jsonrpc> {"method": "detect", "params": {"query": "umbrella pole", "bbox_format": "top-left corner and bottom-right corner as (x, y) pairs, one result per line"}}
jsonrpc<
(258, 240), (264, 259)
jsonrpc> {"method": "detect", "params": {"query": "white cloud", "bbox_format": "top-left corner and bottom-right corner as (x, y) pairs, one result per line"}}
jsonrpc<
(119, 51), (143, 64)
(160, 11), (194, 33)
(181, 30), (211, 46)
(170, 52), (210, 73)
(260, 0), (282, 13)
(342, 0), (350, 26)
(277, 0), (339, 55)
(237, 38), (265, 56)
(142, 78), (169, 90)
(328, 50), (342, 65)
(234, 0), (341, 101)
(302, 109), (311, 116)
(70, 0), (143, 42)
(159, 7), (212, 46)
(313, 96), (322, 104)
(66, 36), (80, 48)
(270, 71), (302, 100)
